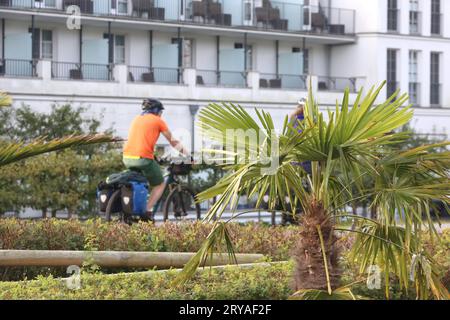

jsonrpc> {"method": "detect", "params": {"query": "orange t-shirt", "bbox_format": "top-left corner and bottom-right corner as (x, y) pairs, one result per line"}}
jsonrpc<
(123, 114), (169, 160)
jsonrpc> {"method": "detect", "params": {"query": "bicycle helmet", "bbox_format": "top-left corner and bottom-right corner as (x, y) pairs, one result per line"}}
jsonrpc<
(142, 98), (164, 114)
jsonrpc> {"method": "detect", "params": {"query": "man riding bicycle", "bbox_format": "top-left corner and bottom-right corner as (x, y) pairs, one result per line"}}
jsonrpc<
(122, 98), (191, 221)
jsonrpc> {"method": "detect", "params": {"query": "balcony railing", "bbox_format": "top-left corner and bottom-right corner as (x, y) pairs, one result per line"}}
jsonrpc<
(260, 73), (306, 90)
(196, 69), (246, 87)
(128, 66), (182, 84)
(51, 61), (111, 81)
(0, 58), (35, 77)
(0, 0), (356, 36)
(430, 83), (442, 106)
(318, 76), (358, 93)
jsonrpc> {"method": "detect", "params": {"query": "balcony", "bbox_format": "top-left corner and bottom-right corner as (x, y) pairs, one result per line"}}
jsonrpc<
(0, 60), (364, 109)
(128, 65), (182, 84)
(318, 76), (358, 93)
(259, 73), (306, 90)
(0, 0), (356, 37)
(0, 58), (36, 77)
(52, 61), (111, 80)
(196, 69), (246, 88)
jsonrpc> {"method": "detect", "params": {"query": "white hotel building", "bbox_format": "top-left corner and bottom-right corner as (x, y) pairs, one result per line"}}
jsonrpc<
(0, 0), (448, 151)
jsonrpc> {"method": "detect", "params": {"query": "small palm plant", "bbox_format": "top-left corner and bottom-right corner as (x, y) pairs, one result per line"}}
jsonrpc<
(0, 92), (117, 168)
(176, 83), (450, 300)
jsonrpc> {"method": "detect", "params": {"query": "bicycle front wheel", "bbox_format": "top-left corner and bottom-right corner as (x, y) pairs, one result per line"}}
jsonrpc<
(163, 186), (201, 222)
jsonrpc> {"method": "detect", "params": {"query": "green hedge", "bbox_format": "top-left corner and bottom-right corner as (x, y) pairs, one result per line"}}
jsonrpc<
(0, 262), (424, 300)
(0, 219), (299, 281)
(0, 263), (294, 300)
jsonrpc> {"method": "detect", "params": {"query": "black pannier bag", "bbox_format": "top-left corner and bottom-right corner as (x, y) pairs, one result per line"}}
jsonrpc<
(120, 181), (149, 217)
(97, 181), (122, 213)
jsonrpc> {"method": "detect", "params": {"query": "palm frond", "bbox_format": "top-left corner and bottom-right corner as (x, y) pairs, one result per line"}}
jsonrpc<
(0, 92), (12, 107)
(290, 286), (364, 300)
(348, 222), (449, 300)
(173, 222), (237, 286)
(0, 134), (120, 167)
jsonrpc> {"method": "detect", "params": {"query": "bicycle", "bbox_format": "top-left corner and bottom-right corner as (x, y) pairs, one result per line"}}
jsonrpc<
(100, 158), (201, 224)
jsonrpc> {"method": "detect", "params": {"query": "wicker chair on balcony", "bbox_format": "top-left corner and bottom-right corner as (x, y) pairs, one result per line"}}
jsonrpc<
(149, 7), (165, 20)
(311, 12), (327, 32)
(142, 71), (154, 83)
(255, 0), (287, 30)
(196, 75), (205, 85)
(270, 78), (281, 88)
(192, 1), (208, 21)
(69, 69), (83, 80)
(132, 0), (154, 17)
(259, 78), (269, 88)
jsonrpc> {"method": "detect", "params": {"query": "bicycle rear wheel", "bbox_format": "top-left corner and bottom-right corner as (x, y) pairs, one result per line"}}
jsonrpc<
(163, 186), (201, 222)
(105, 189), (130, 224)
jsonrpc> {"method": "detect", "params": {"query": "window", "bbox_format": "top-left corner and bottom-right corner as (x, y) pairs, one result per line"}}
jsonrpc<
(387, 49), (398, 98)
(171, 38), (195, 68)
(292, 48), (309, 74)
(303, 49), (309, 74)
(234, 42), (252, 70)
(183, 39), (194, 68)
(431, 0), (441, 35)
(430, 52), (441, 105)
(387, 0), (398, 31)
(114, 35), (125, 64)
(408, 51), (419, 105)
(41, 30), (53, 59)
(409, 0), (420, 34)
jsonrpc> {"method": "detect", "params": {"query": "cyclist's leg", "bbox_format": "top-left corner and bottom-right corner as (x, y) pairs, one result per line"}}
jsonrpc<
(140, 159), (165, 212)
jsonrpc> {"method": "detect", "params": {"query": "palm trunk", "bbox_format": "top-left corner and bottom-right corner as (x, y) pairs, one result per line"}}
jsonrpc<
(292, 200), (341, 291)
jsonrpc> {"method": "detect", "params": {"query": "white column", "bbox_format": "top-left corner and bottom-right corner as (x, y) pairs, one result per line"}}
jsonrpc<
(420, 50), (430, 107)
(421, 0), (431, 37)
(37, 59), (51, 80)
(246, 71), (259, 90)
(399, 0), (410, 34)
(183, 68), (196, 87)
(400, 48), (409, 99)
(113, 64), (128, 84)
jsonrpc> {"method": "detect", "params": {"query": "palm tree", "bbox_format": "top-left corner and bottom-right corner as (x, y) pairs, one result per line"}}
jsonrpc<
(176, 83), (450, 300)
(0, 92), (117, 168)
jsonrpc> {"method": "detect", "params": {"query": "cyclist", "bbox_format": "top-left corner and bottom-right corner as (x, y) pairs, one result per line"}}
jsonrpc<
(122, 98), (191, 221)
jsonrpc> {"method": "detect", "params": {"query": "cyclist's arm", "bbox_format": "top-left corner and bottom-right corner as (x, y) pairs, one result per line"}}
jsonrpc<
(161, 130), (190, 157)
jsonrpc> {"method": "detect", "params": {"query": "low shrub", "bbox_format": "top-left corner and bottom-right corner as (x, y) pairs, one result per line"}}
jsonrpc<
(0, 219), (299, 281)
(0, 262), (294, 300)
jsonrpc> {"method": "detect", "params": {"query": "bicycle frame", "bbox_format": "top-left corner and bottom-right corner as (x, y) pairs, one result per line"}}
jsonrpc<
(150, 171), (180, 213)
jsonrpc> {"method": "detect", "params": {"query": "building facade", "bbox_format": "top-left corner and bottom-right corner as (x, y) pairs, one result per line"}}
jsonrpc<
(0, 0), (448, 152)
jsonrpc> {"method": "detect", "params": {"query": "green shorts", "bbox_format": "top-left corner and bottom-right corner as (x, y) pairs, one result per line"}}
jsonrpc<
(122, 157), (164, 186)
